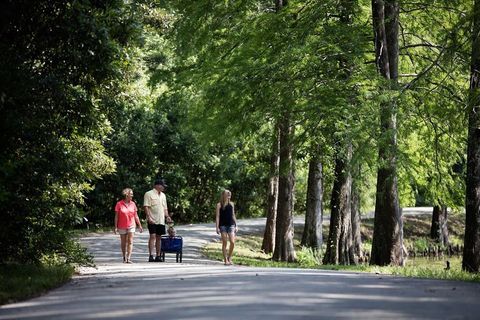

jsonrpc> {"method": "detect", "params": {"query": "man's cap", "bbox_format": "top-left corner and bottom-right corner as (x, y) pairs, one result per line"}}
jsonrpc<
(154, 179), (167, 187)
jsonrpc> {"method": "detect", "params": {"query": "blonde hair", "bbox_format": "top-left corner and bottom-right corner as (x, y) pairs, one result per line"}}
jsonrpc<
(219, 189), (232, 209)
(122, 188), (133, 198)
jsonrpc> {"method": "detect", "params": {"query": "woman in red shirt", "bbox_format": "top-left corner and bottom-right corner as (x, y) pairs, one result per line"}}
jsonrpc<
(114, 188), (143, 263)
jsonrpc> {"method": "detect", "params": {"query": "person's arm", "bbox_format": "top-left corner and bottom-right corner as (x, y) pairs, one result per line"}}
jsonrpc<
(161, 193), (172, 223)
(144, 206), (154, 224)
(165, 207), (172, 223)
(144, 193), (154, 224)
(114, 211), (118, 234)
(134, 204), (143, 232)
(135, 214), (143, 230)
(164, 196), (172, 223)
(215, 203), (221, 234)
(232, 203), (238, 233)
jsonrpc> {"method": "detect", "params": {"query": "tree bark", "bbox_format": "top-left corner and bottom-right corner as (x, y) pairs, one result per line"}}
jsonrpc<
(262, 123), (280, 254)
(370, 0), (404, 266)
(351, 177), (363, 261)
(301, 155), (323, 249)
(463, 0), (480, 273)
(430, 205), (449, 246)
(275, 0), (288, 10)
(323, 142), (355, 265)
(272, 111), (296, 262)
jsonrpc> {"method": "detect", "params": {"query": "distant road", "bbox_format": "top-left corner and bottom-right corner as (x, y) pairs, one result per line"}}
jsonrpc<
(2, 208), (479, 320)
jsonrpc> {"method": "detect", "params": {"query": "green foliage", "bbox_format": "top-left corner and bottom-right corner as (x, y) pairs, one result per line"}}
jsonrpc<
(371, 257), (480, 283)
(412, 238), (430, 253)
(83, 3), (272, 226)
(0, 0), (138, 263)
(0, 263), (74, 305)
(296, 247), (322, 267)
(135, 0), (471, 226)
(394, 1), (469, 208)
(153, 0), (381, 220)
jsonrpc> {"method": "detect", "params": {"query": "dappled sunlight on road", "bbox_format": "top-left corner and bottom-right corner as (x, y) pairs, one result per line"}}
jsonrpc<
(2, 214), (480, 320)
(2, 263), (475, 319)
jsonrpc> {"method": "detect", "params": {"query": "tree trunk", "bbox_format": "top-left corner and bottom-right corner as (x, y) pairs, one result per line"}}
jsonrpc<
(275, 0), (288, 9)
(271, 0), (295, 263)
(430, 205), (449, 246)
(301, 156), (323, 249)
(463, 0), (480, 273)
(262, 124), (280, 254)
(272, 111), (296, 262)
(351, 177), (363, 261)
(323, 142), (355, 265)
(370, 0), (404, 266)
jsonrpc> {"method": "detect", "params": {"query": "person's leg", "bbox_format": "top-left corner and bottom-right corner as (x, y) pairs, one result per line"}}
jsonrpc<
(155, 234), (161, 259)
(149, 234), (156, 256)
(155, 224), (165, 261)
(221, 232), (229, 264)
(147, 223), (155, 261)
(120, 234), (127, 262)
(227, 231), (236, 264)
(147, 223), (155, 262)
(126, 232), (134, 263)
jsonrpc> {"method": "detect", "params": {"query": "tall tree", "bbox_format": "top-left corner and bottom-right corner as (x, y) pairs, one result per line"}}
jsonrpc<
(324, 142), (355, 264)
(430, 205), (449, 246)
(301, 152), (324, 249)
(273, 110), (297, 262)
(262, 124), (280, 254)
(463, 0), (480, 273)
(272, 0), (296, 262)
(322, 0), (361, 265)
(351, 170), (363, 261)
(370, 0), (404, 266)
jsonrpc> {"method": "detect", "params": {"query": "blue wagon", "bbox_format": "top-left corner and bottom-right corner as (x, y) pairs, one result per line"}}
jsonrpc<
(160, 236), (183, 263)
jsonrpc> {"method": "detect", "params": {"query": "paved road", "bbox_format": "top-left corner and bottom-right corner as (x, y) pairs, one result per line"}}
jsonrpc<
(1, 210), (480, 319)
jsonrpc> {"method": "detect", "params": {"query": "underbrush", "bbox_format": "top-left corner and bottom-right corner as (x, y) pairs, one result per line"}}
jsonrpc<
(0, 262), (74, 305)
(0, 239), (92, 305)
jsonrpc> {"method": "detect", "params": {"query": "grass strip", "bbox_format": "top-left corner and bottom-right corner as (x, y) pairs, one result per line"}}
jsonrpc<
(203, 235), (480, 283)
(0, 263), (74, 305)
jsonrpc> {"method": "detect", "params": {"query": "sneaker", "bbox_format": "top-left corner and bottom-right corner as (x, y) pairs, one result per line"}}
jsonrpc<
(155, 256), (162, 262)
(148, 255), (154, 262)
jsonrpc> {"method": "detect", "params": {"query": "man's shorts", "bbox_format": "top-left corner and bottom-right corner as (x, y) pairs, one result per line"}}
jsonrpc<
(148, 223), (166, 235)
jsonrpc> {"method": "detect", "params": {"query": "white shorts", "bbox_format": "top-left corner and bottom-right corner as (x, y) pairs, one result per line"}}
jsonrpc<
(118, 226), (135, 235)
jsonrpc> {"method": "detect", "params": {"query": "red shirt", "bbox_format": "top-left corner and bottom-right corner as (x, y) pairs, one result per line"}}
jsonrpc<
(115, 200), (138, 229)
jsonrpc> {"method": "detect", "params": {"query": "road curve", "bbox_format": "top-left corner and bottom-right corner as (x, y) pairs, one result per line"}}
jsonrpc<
(1, 213), (479, 320)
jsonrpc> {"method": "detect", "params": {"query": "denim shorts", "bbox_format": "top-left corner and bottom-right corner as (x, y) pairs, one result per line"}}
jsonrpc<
(219, 225), (236, 234)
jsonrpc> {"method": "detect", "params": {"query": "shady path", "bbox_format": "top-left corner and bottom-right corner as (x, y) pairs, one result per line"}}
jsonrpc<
(1, 208), (480, 319)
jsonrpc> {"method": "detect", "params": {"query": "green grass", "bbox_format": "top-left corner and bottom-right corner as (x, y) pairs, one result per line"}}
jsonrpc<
(0, 263), (74, 305)
(203, 212), (480, 282)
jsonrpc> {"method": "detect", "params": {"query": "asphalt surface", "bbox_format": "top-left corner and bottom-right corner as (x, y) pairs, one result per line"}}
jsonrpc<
(1, 209), (480, 319)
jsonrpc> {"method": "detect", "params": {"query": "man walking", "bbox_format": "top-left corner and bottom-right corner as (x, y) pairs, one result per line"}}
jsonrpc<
(144, 179), (172, 262)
